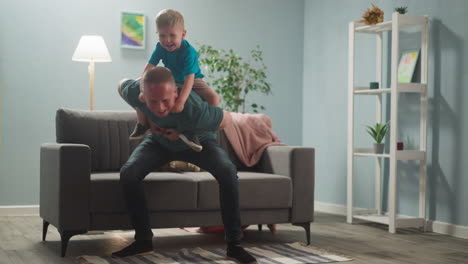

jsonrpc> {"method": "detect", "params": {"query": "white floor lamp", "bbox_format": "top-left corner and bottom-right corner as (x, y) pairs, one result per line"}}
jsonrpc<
(72, 35), (112, 111)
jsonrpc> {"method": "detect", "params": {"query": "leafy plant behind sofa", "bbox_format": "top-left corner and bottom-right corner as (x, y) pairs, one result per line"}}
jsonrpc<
(198, 44), (272, 113)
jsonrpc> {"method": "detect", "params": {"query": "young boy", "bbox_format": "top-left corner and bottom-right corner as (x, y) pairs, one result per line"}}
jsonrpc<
(130, 9), (219, 144)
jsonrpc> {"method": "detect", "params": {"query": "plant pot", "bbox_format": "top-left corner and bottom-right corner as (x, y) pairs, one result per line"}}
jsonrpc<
(373, 143), (384, 154)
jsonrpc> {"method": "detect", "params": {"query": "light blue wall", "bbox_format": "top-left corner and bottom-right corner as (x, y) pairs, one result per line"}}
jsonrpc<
(303, 0), (468, 226)
(0, 0), (304, 205)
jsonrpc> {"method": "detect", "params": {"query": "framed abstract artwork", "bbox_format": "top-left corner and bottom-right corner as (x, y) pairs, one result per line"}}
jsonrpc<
(397, 49), (420, 83)
(121, 12), (145, 49)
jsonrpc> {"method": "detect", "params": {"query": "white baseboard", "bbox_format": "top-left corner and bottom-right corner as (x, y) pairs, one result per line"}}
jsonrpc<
(0, 205), (39, 216)
(425, 220), (468, 239)
(315, 201), (348, 215)
(315, 201), (468, 240)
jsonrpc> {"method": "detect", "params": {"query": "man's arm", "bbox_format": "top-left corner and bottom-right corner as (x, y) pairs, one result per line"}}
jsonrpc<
(185, 110), (232, 135)
(142, 63), (155, 74)
(182, 102), (226, 133)
(158, 110), (231, 142)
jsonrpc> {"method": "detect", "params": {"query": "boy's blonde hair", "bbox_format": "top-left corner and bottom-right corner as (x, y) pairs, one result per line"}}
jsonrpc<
(155, 9), (185, 30)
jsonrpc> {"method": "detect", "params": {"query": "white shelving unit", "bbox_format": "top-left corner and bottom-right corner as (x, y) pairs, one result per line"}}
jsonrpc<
(347, 13), (429, 233)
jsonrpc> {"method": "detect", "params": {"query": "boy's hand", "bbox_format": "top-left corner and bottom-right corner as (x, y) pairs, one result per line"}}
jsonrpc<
(163, 128), (180, 141)
(171, 99), (185, 113)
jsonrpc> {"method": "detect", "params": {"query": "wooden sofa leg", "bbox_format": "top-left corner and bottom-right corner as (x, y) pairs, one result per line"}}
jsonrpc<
(42, 220), (50, 241)
(293, 222), (311, 245)
(60, 230), (86, 257)
(258, 224), (262, 231)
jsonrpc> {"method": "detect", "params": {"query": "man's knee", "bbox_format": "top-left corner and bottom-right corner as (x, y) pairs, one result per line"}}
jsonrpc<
(213, 161), (238, 184)
(119, 163), (139, 185)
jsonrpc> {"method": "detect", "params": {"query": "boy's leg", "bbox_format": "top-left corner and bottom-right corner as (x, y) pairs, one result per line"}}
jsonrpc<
(113, 137), (170, 257)
(177, 139), (256, 263)
(182, 79), (219, 149)
(117, 79), (150, 139)
(130, 108), (150, 140)
(192, 79), (220, 106)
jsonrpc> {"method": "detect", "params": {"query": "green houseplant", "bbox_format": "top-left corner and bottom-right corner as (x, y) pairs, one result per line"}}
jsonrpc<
(395, 6), (408, 14)
(366, 122), (389, 153)
(198, 44), (271, 113)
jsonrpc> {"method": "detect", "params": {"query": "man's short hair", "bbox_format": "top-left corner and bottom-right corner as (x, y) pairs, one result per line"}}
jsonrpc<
(141, 66), (175, 92)
(155, 9), (185, 30)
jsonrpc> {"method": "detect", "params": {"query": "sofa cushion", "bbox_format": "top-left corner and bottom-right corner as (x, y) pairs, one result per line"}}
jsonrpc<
(189, 172), (292, 210)
(89, 172), (198, 212)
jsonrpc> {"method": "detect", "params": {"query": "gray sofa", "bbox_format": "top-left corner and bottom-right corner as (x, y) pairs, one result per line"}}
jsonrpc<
(40, 108), (315, 257)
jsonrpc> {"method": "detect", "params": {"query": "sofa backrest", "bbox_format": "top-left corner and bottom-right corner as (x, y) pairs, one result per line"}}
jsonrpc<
(56, 108), (140, 171)
(55, 108), (248, 172)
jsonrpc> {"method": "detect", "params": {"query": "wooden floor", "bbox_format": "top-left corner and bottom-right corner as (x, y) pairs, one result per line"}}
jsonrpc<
(0, 212), (467, 264)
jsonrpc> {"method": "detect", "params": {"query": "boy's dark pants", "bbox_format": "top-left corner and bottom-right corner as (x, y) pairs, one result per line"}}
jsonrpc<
(119, 137), (243, 243)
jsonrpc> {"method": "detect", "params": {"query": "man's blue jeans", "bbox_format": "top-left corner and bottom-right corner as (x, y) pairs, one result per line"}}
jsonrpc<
(119, 136), (243, 243)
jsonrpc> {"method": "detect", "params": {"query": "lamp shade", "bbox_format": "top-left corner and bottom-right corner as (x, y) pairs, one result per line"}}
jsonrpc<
(72, 35), (112, 62)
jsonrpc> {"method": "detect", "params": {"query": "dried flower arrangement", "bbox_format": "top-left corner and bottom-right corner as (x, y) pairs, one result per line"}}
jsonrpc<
(360, 4), (384, 25)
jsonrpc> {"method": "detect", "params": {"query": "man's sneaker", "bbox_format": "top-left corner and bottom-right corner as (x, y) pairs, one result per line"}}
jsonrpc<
(129, 123), (150, 140)
(179, 133), (203, 152)
(227, 244), (257, 264)
(112, 240), (153, 257)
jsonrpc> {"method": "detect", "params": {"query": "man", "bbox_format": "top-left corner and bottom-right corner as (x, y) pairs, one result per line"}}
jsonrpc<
(113, 66), (256, 264)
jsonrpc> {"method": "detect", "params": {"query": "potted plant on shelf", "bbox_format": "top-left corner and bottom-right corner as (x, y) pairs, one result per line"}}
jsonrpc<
(366, 122), (389, 153)
(395, 6), (408, 14)
(197, 44), (271, 113)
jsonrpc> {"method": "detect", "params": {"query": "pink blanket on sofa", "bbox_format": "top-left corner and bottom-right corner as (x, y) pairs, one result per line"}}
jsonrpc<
(223, 112), (286, 167)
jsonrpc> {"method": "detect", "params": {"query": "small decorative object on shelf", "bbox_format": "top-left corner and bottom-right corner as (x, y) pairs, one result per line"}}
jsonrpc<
(366, 122), (389, 153)
(395, 6), (408, 14)
(398, 49), (420, 83)
(360, 4), (384, 25)
(369, 82), (379, 89)
(397, 141), (404, 150)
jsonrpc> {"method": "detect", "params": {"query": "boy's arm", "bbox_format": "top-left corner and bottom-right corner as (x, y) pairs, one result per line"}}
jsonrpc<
(143, 63), (155, 75)
(172, 73), (195, 113)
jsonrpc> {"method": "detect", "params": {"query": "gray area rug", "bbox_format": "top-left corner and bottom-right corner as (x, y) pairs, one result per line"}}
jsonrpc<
(77, 242), (351, 264)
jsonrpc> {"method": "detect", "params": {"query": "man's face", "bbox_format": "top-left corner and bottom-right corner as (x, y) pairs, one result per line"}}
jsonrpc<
(143, 82), (178, 118)
(157, 25), (186, 52)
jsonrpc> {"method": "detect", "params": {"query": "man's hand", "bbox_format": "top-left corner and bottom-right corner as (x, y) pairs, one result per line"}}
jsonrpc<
(171, 99), (185, 113)
(148, 121), (165, 135)
(148, 120), (179, 141)
(162, 128), (180, 141)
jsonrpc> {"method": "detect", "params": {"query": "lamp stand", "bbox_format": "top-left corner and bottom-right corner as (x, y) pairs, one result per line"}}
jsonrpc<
(88, 61), (95, 111)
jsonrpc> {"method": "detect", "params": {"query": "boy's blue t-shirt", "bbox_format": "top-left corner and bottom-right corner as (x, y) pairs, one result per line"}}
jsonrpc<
(121, 79), (223, 152)
(148, 40), (204, 82)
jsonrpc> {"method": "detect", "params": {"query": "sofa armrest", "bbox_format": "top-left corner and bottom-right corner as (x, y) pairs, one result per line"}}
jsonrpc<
(40, 143), (91, 231)
(259, 146), (315, 223)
